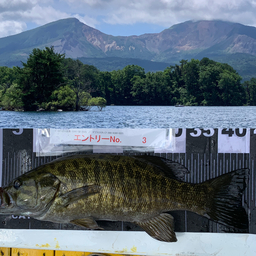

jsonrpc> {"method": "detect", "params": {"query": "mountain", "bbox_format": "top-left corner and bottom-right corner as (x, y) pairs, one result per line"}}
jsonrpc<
(1, 18), (256, 79)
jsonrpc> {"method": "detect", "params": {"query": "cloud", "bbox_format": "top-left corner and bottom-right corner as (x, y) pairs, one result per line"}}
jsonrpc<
(1, 0), (256, 37)
(0, 0), (35, 12)
(0, 1), (56, 37)
(0, 0), (98, 37)
(0, 20), (27, 38)
(72, 14), (99, 28)
(64, 0), (256, 27)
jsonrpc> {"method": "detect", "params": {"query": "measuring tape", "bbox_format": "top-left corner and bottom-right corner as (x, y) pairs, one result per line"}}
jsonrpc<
(173, 128), (251, 153)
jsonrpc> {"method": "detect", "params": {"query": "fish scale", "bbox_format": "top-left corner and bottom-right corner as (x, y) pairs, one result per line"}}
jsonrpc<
(0, 154), (249, 242)
(40, 157), (237, 217)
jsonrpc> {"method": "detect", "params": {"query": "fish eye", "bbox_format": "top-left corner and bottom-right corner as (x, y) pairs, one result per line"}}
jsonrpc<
(13, 180), (22, 190)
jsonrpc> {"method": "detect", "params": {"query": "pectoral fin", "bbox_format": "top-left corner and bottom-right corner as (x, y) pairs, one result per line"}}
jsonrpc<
(71, 217), (103, 230)
(135, 213), (177, 242)
(59, 185), (101, 207)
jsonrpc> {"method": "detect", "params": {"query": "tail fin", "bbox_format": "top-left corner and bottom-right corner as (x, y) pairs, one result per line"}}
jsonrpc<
(204, 168), (249, 230)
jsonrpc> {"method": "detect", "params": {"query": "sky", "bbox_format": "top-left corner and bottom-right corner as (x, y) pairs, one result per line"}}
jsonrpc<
(1, 0), (256, 38)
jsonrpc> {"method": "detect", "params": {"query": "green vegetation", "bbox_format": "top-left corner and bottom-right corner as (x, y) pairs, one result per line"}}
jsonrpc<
(204, 53), (256, 82)
(0, 47), (106, 111)
(101, 57), (247, 106)
(0, 47), (255, 111)
(18, 47), (65, 111)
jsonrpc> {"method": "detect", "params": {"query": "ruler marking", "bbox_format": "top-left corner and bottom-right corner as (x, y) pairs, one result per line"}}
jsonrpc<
(230, 157), (232, 170)
(201, 158), (203, 182)
(219, 158), (222, 177)
(195, 156), (197, 183)
(186, 153), (189, 182)
(13, 152), (15, 179)
(209, 153), (212, 182)
(205, 153), (209, 180)
(244, 157), (248, 208)
(252, 159), (254, 206)
(191, 153), (193, 183)
(17, 152), (20, 176)
(222, 154), (224, 175)
(253, 160), (255, 207)
(7, 152), (10, 184)
(200, 154), (203, 183)
(4, 158), (6, 186)
(213, 158), (216, 181)
(248, 154), (251, 210)
(226, 157), (228, 174)
(217, 153), (219, 178)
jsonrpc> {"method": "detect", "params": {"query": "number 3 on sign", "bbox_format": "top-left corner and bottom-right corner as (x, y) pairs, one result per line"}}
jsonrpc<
(142, 137), (146, 144)
(218, 128), (250, 153)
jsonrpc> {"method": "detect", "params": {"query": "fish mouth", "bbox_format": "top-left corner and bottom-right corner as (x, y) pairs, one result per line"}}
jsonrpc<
(0, 187), (12, 209)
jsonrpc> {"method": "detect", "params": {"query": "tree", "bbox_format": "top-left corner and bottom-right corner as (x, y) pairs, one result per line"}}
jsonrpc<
(98, 71), (112, 103)
(163, 63), (186, 105)
(18, 46), (65, 111)
(89, 97), (107, 111)
(131, 75), (146, 105)
(163, 67), (178, 105)
(218, 70), (245, 106)
(122, 65), (145, 105)
(80, 96), (107, 111)
(111, 70), (123, 105)
(63, 58), (99, 110)
(183, 59), (201, 105)
(96, 97), (107, 110)
(79, 92), (92, 111)
(199, 62), (245, 106)
(44, 85), (76, 111)
(111, 65), (145, 105)
(200, 57), (216, 67)
(199, 64), (223, 106)
(1, 83), (23, 110)
(0, 52), (250, 108)
(243, 78), (256, 105)
(0, 66), (19, 103)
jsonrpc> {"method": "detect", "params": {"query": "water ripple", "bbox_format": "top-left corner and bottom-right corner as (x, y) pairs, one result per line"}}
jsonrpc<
(0, 106), (255, 128)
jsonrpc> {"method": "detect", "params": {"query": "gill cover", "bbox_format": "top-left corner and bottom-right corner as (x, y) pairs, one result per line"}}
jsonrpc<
(5, 172), (60, 214)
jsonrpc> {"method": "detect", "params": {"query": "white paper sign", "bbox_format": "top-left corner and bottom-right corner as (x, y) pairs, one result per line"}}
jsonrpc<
(50, 128), (171, 148)
(218, 128), (250, 153)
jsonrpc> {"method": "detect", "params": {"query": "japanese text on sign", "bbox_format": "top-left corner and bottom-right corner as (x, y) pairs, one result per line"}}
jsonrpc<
(74, 134), (122, 143)
(50, 128), (174, 148)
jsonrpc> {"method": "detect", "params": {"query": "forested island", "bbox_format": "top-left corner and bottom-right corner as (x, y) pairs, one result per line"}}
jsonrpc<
(0, 46), (256, 111)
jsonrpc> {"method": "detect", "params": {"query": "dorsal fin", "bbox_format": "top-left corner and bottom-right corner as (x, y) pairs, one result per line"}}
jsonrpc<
(133, 155), (189, 182)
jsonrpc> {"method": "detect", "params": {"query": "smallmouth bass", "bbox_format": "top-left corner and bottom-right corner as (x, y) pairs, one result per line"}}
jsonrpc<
(0, 154), (249, 242)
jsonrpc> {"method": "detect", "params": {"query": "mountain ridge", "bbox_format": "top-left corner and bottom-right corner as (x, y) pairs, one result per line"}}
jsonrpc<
(1, 18), (256, 79)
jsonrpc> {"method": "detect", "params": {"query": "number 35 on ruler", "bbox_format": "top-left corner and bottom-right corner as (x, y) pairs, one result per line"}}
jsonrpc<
(218, 128), (250, 153)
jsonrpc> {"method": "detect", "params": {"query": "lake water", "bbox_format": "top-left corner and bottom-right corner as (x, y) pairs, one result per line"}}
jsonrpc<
(0, 106), (255, 128)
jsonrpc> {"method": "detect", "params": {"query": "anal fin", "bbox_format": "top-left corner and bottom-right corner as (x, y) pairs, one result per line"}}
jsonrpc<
(71, 217), (103, 230)
(135, 213), (177, 242)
